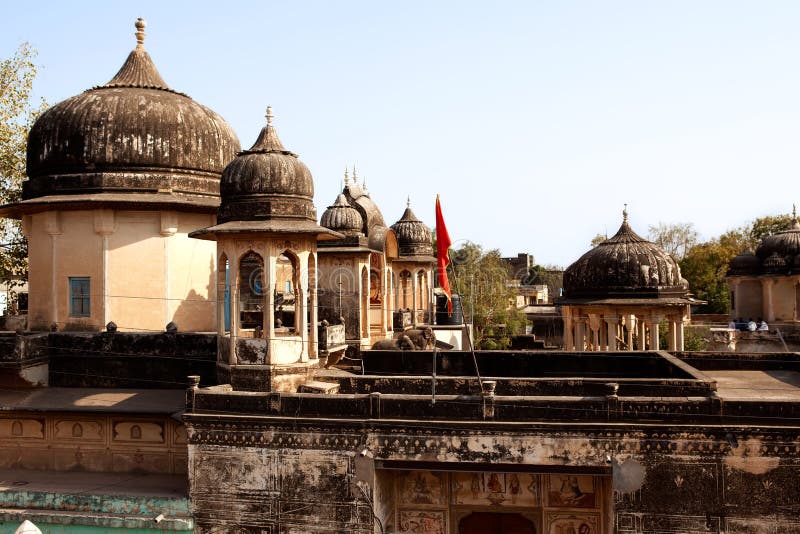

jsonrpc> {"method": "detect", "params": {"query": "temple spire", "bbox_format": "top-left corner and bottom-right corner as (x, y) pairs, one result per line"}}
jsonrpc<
(135, 18), (146, 49)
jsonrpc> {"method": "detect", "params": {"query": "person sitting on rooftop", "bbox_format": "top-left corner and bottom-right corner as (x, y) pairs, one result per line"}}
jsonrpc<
(758, 320), (769, 332)
(747, 319), (757, 332)
(727, 320), (736, 329)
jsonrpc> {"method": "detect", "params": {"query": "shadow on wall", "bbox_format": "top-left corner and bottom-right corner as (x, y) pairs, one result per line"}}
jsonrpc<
(172, 257), (215, 331)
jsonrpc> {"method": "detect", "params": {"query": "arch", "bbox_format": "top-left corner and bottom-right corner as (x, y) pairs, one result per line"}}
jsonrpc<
(277, 250), (300, 333)
(361, 266), (369, 338)
(72, 423), (83, 438)
(308, 252), (318, 358)
(238, 251), (264, 332)
(130, 424), (142, 440)
(384, 229), (399, 260)
(399, 270), (412, 309)
(416, 269), (427, 315)
(217, 253), (230, 333)
(11, 420), (22, 436)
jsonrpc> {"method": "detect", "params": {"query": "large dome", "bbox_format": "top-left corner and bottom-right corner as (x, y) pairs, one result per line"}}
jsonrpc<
(321, 194), (363, 236)
(755, 217), (800, 262)
(22, 19), (240, 206)
(562, 211), (689, 299)
(390, 198), (433, 258)
(216, 107), (316, 224)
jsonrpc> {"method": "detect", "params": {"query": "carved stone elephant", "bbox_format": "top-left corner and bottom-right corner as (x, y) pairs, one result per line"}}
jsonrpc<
(372, 335), (415, 350)
(404, 327), (435, 350)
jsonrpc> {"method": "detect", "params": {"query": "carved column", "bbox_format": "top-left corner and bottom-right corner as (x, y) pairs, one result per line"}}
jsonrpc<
(606, 316), (619, 351)
(563, 307), (574, 351)
(574, 319), (586, 351)
(44, 211), (61, 326)
(94, 210), (115, 327)
(648, 315), (663, 351)
(228, 251), (240, 365)
(762, 279), (776, 322)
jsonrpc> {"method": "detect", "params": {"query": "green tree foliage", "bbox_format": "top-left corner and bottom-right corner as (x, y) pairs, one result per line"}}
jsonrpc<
(679, 230), (749, 314)
(0, 43), (45, 291)
(647, 222), (698, 260)
(447, 242), (528, 349)
(524, 264), (563, 302)
(745, 214), (792, 250)
(590, 233), (606, 247)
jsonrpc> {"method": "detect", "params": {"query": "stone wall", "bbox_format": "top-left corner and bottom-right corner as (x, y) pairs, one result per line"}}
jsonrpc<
(184, 419), (800, 533)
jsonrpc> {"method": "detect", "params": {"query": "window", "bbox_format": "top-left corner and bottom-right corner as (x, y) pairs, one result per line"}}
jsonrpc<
(69, 277), (91, 317)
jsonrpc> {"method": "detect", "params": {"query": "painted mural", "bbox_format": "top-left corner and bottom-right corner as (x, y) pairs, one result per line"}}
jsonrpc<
(398, 470), (447, 505)
(546, 511), (599, 534)
(399, 510), (446, 534)
(546, 475), (596, 508)
(451, 472), (539, 506)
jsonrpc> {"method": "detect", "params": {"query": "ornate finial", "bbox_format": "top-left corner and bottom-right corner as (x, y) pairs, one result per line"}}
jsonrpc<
(362, 177), (368, 192)
(135, 18), (146, 48)
(794, 204), (797, 220)
(266, 105), (274, 125)
(623, 203), (628, 222)
(344, 167), (350, 186)
(407, 196), (411, 208)
(352, 165), (358, 181)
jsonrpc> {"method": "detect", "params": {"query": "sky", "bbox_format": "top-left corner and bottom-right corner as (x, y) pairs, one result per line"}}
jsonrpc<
(3, 1), (800, 267)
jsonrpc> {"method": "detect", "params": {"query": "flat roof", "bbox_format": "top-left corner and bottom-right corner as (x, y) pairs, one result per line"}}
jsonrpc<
(0, 388), (185, 415)
(704, 370), (800, 401)
(0, 468), (188, 499)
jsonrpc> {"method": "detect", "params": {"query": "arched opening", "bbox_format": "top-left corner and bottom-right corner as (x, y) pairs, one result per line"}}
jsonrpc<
(72, 423), (83, 438)
(361, 266), (369, 338)
(399, 270), (412, 309)
(308, 253), (318, 358)
(276, 252), (299, 334)
(217, 253), (230, 333)
(458, 512), (536, 534)
(416, 269), (426, 322)
(11, 421), (22, 436)
(239, 251), (265, 333)
(130, 425), (142, 440)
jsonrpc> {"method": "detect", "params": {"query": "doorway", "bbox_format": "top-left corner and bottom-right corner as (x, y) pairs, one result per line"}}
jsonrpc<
(458, 512), (536, 534)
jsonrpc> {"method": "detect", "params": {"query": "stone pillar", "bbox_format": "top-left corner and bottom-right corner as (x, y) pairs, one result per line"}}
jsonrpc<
(637, 316), (647, 350)
(44, 211), (61, 326)
(265, 254), (276, 348)
(575, 320), (586, 351)
(563, 308), (574, 351)
(309, 254), (318, 360)
(94, 210), (115, 327)
(228, 252), (240, 365)
(730, 279), (741, 320)
(588, 314), (601, 351)
(648, 316), (663, 351)
(606, 317), (619, 351)
(626, 315), (634, 351)
(667, 319), (676, 351)
(411, 273), (418, 327)
(297, 254), (309, 362)
(676, 318), (685, 351)
(762, 279), (776, 322)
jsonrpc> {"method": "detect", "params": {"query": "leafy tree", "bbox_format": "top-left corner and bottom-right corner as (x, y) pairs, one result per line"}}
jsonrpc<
(523, 264), (563, 302)
(679, 230), (749, 314)
(447, 242), (528, 349)
(0, 43), (45, 296)
(590, 233), (606, 247)
(745, 214), (793, 250)
(647, 222), (698, 260)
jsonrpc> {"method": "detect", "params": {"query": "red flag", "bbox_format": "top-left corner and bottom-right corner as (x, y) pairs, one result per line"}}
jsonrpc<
(435, 194), (453, 314)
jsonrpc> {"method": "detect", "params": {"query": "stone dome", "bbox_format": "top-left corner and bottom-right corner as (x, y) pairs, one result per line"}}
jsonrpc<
(727, 250), (761, 276)
(23, 19), (240, 205)
(217, 107), (316, 224)
(755, 216), (800, 262)
(390, 198), (433, 257)
(321, 194), (363, 236)
(562, 211), (689, 299)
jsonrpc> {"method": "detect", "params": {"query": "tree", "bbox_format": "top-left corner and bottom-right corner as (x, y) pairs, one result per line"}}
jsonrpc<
(679, 230), (749, 314)
(447, 242), (528, 349)
(590, 234), (606, 247)
(745, 214), (793, 250)
(0, 43), (44, 294)
(523, 264), (563, 302)
(647, 222), (698, 260)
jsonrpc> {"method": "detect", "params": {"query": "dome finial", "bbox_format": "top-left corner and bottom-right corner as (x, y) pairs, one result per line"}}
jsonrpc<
(623, 203), (628, 223)
(352, 165), (358, 182)
(135, 18), (146, 48)
(344, 167), (350, 186)
(793, 203), (797, 220)
(266, 105), (274, 125)
(362, 176), (367, 192)
(407, 195), (411, 208)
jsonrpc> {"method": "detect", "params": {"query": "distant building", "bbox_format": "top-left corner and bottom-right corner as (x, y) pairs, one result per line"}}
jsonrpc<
(558, 209), (696, 351)
(727, 207), (800, 324)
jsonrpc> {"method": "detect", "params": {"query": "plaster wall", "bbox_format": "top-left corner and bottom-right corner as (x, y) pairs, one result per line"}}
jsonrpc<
(732, 280), (761, 321)
(772, 279), (796, 321)
(25, 210), (216, 332)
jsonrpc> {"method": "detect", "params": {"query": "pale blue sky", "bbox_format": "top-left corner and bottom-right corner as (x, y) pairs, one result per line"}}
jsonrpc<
(3, 1), (800, 266)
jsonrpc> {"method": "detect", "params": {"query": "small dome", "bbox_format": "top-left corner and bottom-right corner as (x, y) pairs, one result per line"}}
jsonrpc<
(321, 194), (363, 236)
(563, 210), (689, 299)
(391, 198), (433, 257)
(755, 211), (800, 261)
(762, 251), (788, 274)
(24, 19), (240, 202)
(217, 107), (316, 223)
(727, 250), (761, 276)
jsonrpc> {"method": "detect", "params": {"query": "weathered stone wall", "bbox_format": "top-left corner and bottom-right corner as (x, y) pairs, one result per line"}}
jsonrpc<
(185, 419), (800, 533)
